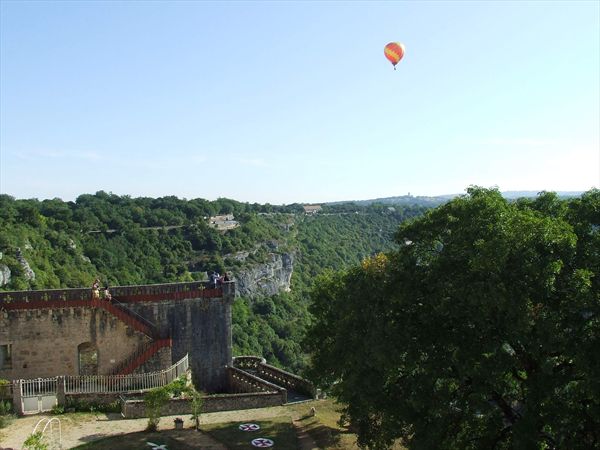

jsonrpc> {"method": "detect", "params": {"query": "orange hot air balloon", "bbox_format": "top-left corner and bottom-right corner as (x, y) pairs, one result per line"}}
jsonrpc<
(384, 42), (405, 70)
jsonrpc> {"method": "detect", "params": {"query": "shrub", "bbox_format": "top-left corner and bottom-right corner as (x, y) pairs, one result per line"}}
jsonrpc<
(0, 379), (11, 399)
(0, 399), (12, 416)
(50, 404), (64, 415)
(144, 375), (194, 431)
(0, 399), (13, 429)
(144, 386), (170, 431)
(23, 432), (48, 450)
(189, 389), (204, 431)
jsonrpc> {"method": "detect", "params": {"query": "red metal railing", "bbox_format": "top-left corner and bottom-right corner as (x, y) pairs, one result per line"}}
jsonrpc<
(0, 281), (229, 308)
(92, 299), (171, 375)
(112, 339), (172, 375)
(92, 298), (155, 338)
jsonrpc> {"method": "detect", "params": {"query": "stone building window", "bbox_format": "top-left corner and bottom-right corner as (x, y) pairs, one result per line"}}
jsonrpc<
(0, 344), (12, 369)
(78, 342), (98, 375)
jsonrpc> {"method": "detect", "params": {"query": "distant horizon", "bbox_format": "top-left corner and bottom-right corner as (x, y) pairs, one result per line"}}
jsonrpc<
(0, 187), (591, 206)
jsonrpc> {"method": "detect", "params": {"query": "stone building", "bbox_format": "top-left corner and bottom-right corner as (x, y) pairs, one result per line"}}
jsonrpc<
(302, 205), (322, 215)
(0, 282), (234, 393)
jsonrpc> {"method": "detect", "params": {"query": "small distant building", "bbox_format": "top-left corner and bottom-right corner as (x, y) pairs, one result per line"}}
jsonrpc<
(303, 205), (322, 215)
(212, 214), (234, 222)
(209, 214), (239, 231)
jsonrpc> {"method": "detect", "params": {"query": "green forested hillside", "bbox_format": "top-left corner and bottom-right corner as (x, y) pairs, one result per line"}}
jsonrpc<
(0, 192), (428, 371)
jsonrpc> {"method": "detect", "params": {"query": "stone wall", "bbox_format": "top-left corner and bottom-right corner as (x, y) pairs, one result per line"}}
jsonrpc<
(121, 391), (285, 419)
(232, 356), (315, 398)
(256, 363), (315, 398)
(125, 285), (234, 393)
(0, 281), (216, 304)
(135, 347), (172, 374)
(0, 282), (235, 394)
(65, 392), (124, 407)
(228, 366), (286, 401)
(0, 307), (149, 380)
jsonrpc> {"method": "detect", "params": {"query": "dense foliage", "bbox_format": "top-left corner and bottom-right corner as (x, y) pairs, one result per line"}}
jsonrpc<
(0, 192), (425, 372)
(305, 188), (599, 449)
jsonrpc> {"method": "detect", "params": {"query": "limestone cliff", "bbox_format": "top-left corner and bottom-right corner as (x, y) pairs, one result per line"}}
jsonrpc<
(234, 252), (294, 298)
(0, 264), (10, 287)
(16, 248), (35, 281)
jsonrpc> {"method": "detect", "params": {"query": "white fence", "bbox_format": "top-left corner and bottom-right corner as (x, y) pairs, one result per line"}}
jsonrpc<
(64, 353), (189, 394)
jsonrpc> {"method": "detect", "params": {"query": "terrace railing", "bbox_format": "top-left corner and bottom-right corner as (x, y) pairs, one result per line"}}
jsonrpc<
(0, 281), (234, 309)
(64, 353), (188, 394)
(232, 355), (315, 399)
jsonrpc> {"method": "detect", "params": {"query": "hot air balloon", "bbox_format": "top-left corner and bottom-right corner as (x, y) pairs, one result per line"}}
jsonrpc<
(384, 42), (405, 70)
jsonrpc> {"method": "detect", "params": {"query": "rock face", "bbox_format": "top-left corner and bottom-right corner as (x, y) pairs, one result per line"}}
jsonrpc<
(16, 248), (35, 281)
(0, 264), (10, 287)
(235, 252), (294, 298)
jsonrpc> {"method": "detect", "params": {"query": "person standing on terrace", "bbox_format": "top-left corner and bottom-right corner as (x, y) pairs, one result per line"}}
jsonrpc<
(91, 278), (100, 300)
(103, 285), (112, 301)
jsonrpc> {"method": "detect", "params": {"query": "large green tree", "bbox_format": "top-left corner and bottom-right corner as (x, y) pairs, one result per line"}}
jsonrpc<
(306, 188), (599, 449)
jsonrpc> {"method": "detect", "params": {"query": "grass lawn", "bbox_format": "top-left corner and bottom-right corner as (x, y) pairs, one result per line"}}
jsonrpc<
(71, 416), (298, 450)
(202, 415), (298, 449)
(72, 430), (202, 449)
(287, 399), (357, 449)
(286, 399), (407, 450)
(71, 428), (236, 450)
(59, 399), (406, 450)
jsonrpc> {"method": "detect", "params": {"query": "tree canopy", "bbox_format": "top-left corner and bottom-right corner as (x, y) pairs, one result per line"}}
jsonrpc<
(305, 188), (599, 449)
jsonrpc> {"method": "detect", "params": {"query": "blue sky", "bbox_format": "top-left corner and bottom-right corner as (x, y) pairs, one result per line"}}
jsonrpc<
(1, 1), (598, 204)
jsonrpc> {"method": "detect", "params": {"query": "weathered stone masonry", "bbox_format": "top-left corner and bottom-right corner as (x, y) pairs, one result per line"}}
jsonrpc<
(125, 284), (234, 393)
(0, 307), (149, 379)
(0, 282), (235, 394)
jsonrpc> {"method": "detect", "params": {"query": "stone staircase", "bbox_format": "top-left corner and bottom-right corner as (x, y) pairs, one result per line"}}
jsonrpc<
(109, 338), (172, 375)
(93, 297), (171, 375)
(92, 298), (156, 338)
(232, 356), (315, 404)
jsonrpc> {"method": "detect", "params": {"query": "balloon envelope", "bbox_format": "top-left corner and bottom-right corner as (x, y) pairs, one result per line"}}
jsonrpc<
(384, 42), (405, 67)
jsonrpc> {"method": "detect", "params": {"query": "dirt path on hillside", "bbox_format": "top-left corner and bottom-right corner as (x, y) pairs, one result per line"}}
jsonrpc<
(0, 405), (308, 449)
(292, 419), (319, 450)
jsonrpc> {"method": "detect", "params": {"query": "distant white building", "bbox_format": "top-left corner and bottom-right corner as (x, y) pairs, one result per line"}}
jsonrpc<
(209, 214), (239, 231)
(303, 205), (322, 215)
(211, 214), (234, 222)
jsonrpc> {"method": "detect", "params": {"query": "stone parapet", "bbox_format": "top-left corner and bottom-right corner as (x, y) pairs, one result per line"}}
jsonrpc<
(232, 356), (267, 370)
(121, 390), (285, 419)
(228, 366), (286, 402)
(232, 356), (315, 399)
(256, 363), (315, 398)
(0, 281), (230, 308)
